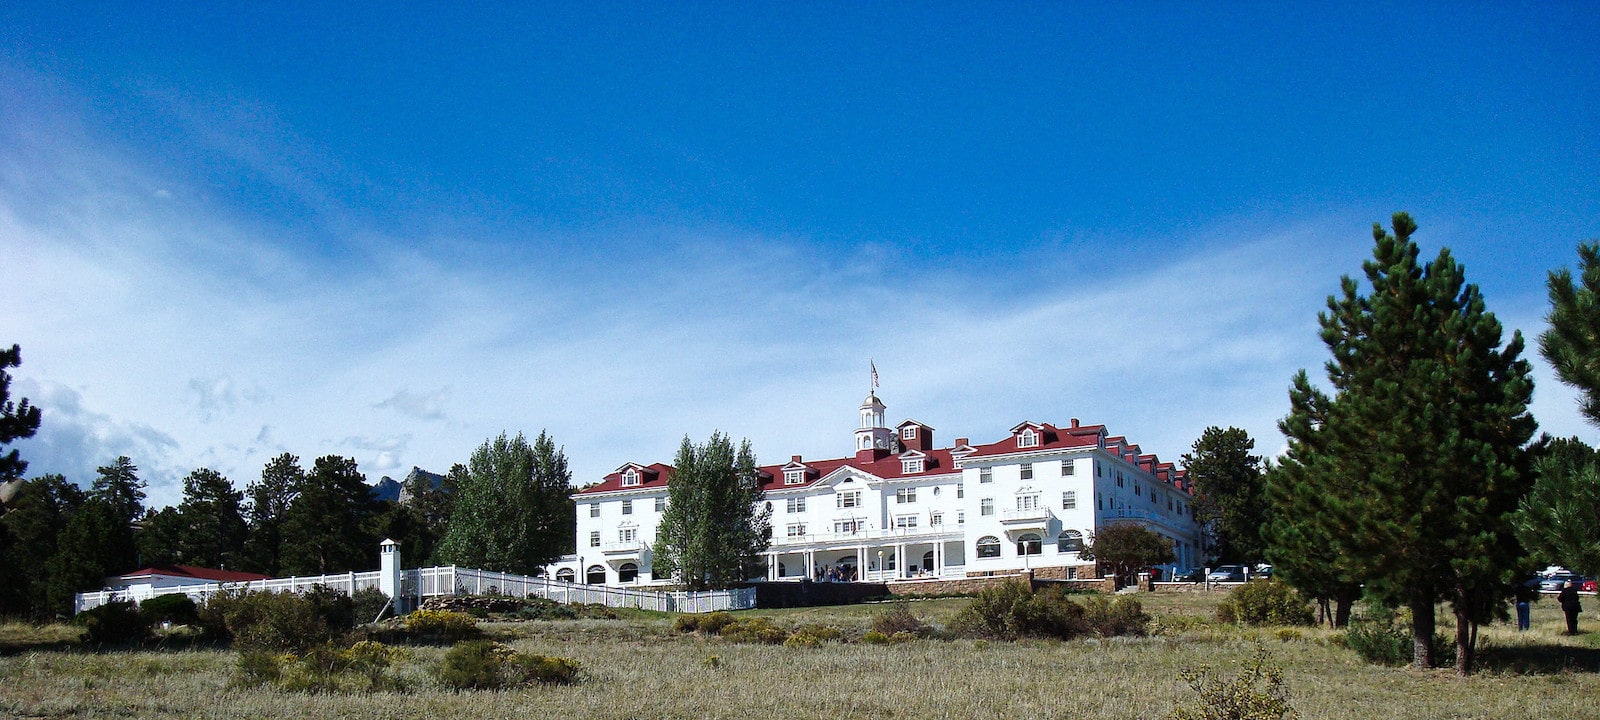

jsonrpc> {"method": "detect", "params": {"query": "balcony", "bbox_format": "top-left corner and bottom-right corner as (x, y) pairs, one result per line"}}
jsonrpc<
(601, 541), (645, 557)
(1000, 507), (1052, 527)
(768, 525), (963, 548)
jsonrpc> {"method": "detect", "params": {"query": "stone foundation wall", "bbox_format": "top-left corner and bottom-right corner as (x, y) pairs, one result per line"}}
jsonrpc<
(885, 574), (1032, 596)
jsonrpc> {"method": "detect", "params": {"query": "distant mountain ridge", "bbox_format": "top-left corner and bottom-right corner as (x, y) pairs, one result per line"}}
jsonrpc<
(369, 466), (446, 504)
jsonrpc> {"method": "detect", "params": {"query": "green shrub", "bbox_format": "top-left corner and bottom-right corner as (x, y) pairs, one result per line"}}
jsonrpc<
(1082, 595), (1150, 637)
(1344, 620), (1412, 666)
(1167, 644), (1297, 720)
(576, 603), (618, 619)
(871, 601), (930, 638)
(74, 601), (151, 645)
(717, 617), (787, 645)
(234, 650), (291, 687)
(269, 641), (409, 693)
(1273, 628), (1302, 642)
(672, 614), (702, 633)
(861, 630), (890, 644)
(793, 624), (843, 642)
(403, 609), (480, 642)
(698, 612), (736, 635)
(302, 584), (356, 632)
(204, 590), (332, 652)
(950, 580), (1086, 641)
(351, 587), (391, 624)
(139, 594), (199, 626)
(437, 640), (578, 690)
(516, 598), (578, 620)
(1217, 581), (1315, 627)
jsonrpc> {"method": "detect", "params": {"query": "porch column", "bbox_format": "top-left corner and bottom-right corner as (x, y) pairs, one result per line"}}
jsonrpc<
(895, 543), (905, 579)
(805, 549), (815, 579)
(856, 546), (864, 581)
(934, 540), (943, 576)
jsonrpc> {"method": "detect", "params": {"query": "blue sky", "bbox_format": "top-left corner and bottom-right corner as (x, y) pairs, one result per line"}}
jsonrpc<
(3, 4), (1597, 507)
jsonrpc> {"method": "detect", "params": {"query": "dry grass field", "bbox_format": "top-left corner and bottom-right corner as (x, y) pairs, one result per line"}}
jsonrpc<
(3, 590), (1598, 719)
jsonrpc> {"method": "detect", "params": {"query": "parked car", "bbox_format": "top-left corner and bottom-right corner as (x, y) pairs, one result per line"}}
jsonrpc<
(1539, 572), (1584, 592)
(1207, 565), (1248, 583)
(1173, 568), (1206, 583)
(1254, 564), (1274, 579)
(1583, 579), (1597, 593)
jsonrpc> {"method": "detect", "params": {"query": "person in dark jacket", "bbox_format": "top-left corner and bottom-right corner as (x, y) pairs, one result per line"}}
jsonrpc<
(1558, 580), (1583, 635)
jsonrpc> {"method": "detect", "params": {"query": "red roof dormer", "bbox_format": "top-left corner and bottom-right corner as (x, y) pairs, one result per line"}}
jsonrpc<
(896, 419), (935, 452)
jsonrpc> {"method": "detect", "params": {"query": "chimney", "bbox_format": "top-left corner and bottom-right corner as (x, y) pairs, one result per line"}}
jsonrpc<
(1070, 418), (1080, 428)
(954, 437), (968, 447)
(791, 454), (802, 463)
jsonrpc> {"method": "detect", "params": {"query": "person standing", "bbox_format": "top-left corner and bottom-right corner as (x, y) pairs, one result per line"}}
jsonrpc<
(1514, 580), (1536, 631)
(1558, 579), (1583, 635)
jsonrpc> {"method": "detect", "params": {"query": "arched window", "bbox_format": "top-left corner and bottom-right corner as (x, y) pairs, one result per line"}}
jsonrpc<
(976, 536), (1002, 559)
(618, 563), (638, 583)
(922, 551), (935, 571)
(1058, 530), (1084, 553)
(556, 568), (575, 583)
(778, 562), (787, 577)
(1017, 533), (1042, 556)
(586, 565), (606, 585)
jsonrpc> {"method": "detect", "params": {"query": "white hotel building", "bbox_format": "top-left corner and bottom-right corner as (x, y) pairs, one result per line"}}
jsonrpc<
(552, 393), (1202, 587)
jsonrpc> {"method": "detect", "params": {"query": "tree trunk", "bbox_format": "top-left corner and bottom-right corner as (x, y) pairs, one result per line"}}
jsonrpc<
(1333, 592), (1353, 629)
(1452, 603), (1474, 675)
(1410, 594), (1435, 669)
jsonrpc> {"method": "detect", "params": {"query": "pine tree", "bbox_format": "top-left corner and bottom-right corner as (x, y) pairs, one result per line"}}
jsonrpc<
(241, 453), (303, 576)
(1512, 437), (1600, 577)
(136, 506), (185, 566)
(1263, 393), (1362, 628)
(1181, 426), (1267, 563)
(175, 468), (247, 569)
(651, 432), (770, 590)
(89, 456), (145, 573)
(1539, 241), (1600, 427)
(1276, 214), (1535, 674)
(280, 455), (378, 575)
(0, 474), (82, 617)
(0, 344), (42, 494)
(436, 432), (574, 574)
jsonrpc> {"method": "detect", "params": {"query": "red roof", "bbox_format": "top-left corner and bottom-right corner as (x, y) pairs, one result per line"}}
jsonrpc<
(576, 419), (1189, 496)
(118, 565), (272, 583)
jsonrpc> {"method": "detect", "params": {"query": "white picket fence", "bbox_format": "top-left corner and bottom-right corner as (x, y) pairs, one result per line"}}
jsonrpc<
(74, 565), (755, 615)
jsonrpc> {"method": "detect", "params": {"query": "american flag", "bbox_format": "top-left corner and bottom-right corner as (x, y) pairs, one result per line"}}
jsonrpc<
(870, 359), (879, 389)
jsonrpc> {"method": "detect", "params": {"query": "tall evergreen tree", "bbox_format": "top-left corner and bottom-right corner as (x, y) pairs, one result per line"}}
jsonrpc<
(136, 506), (185, 566)
(651, 432), (770, 590)
(46, 498), (124, 614)
(436, 432), (573, 574)
(1264, 398), (1362, 629)
(1276, 214), (1535, 674)
(280, 455), (378, 575)
(1512, 437), (1600, 577)
(1181, 426), (1267, 563)
(0, 474), (82, 616)
(174, 468), (247, 569)
(241, 453), (303, 576)
(0, 344), (42, 513)
(88, 456), (145, 573)
(1539, 240), (1600, 427)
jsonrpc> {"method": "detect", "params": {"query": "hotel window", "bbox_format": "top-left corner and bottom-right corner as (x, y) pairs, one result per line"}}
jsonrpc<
(655, 497), (666, 512)
(902, 458), (924, 474)
(1167, 498), (1174, 510)
(894, 514), (918, 529)
(958, 511), (966, 525)
(1058, 530), (1084, 553)
(621, 500), (633, 515)
(1020, 463), (1033, 480)
(1117, 472), (1124, 488)
(980, 498), (995, 516)
(1062, 491), (1077, 509)
(1135, 484), (1141, 496)
(957, 484), (965, 498)
(1098, 493), (1103, 510)
(1061, 461), (1075, 476)
(589, 503), (600, 518)
(619, 527), (637, 543)
(787, 497), (806, 513)
(786, 523), (807, 538)
(930, 511), (943, 526)
(1017, 494), (1039, 511)
(784, 469), (805, 485)
(901, 426), (916, 440)
(1016, 533), (1042, 556)
(622, 470), (640, 487)
(895, 488), (917, 504)
(976, 536), (1002, 558)
(980, 467), (993, 484)
(1018, 429), (1039, 448)
(836, 490), (861, 509)
(588, 531), (601, 548)
(834, 519), (861, 534)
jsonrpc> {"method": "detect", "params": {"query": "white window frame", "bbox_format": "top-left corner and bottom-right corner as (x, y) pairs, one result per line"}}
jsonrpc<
(902, 458), (924, 474)
(930, 511), (943, 526)
(621, 499), (633, 515)
(895, 487), (917, 504)
(619, 527), (637, 544)
(980, 467), (993, 484)
(957, 483), (964, 498)
(834, 519), (861, 534)
(1017, 494), (1039, 511)
(784, 469), (805, 485)
(621, 470), (641, 487)
(655, 497), (666, 512)
(957, 511), (966, 525)
(980, 498), (995, 516)
(1062, 490), (1077, 510)
(837, 490), (861, 509)
(976, 536), (1002, 558)
(1020, 462), (1033, 480)
(1018, 429), (1039, 448)
(588, 531), (601, 547)
(786, 496), (806, 513)
(589, 503), (600, 518)
(1061, 461), (1075, 476)
(901, 426), (916, 440)
(894, 514), (918, 529)
(786, 523), (807, 538)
